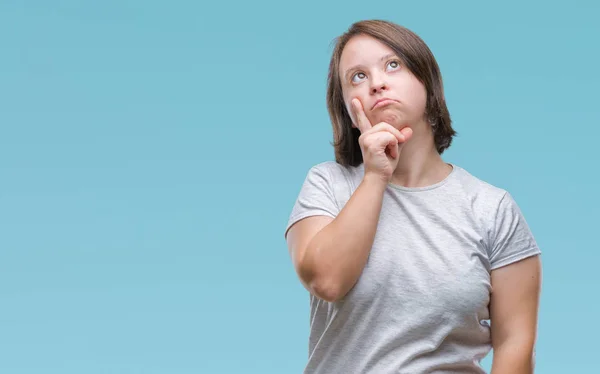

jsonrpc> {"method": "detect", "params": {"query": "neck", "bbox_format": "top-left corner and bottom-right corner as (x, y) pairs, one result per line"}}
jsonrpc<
(390, 122), (452, 188)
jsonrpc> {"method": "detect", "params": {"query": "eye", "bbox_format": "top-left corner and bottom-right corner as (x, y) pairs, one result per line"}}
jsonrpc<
(351, 72), (367, 83)
(386, 60), (401, 71)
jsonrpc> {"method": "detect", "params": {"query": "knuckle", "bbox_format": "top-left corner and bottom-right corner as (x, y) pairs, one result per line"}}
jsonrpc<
(359, 135), (367, 145)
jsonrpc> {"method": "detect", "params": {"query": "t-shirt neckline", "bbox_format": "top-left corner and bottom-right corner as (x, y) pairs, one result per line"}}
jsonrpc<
(359, 163), (457, 192)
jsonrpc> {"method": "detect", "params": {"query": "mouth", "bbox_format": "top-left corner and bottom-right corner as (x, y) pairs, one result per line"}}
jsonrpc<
(371, 98), (399, 110)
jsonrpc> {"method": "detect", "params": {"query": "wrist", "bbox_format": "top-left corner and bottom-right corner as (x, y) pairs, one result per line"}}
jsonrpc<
(362, 172), (389, 192)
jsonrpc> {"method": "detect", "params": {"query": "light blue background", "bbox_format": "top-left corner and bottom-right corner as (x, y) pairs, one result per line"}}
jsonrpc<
(1, 1), (598, 373)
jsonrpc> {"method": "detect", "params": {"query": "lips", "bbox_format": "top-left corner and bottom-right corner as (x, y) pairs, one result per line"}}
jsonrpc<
(371, 98), (399, 110)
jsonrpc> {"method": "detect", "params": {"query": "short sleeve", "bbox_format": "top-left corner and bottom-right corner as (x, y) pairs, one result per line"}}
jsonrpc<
(284, 163), (341, 239)
(488, 192), (541, 270)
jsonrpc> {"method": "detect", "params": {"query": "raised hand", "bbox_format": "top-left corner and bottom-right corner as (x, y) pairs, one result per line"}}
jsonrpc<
(351, 98), (413, 183)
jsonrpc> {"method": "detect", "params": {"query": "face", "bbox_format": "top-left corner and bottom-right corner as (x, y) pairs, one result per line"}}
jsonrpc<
(339, 34), (428, 130)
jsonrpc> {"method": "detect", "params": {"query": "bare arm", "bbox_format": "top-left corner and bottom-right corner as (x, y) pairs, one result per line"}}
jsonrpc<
(286, 98), (412, 302)
(286, 174), (387, 302)
(490, 255), (542, 374)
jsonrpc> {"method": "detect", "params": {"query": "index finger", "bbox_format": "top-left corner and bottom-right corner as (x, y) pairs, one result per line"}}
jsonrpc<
(351, 98), (372, 133)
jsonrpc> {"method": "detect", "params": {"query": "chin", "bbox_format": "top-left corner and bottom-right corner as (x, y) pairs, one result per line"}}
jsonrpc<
(376, 111), (404, 128)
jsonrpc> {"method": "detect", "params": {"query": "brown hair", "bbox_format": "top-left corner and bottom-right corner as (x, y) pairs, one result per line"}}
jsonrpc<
(326, 19), (456, 166)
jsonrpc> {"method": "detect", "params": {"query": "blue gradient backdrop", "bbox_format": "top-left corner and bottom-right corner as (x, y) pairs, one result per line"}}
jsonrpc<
(1, 1), (598, 373)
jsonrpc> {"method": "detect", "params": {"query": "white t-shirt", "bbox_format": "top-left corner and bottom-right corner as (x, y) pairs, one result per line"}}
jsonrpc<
(285, 161), (541, 373)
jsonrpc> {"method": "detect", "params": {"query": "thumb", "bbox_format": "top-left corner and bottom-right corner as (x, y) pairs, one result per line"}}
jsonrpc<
(400, 127), (413, 142)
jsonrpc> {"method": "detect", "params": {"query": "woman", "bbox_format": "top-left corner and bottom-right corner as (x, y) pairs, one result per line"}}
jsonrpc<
(284, 20), (542, 373)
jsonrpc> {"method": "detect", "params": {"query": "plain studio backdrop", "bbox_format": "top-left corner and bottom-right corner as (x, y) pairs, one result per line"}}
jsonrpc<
(1, 1), (598, 373)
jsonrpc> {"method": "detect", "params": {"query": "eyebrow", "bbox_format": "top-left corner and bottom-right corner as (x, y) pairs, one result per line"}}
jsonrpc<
(343, 53), (399, 82)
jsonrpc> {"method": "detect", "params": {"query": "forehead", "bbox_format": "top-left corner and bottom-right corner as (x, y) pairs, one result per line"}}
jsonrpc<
(339, 34), (397, 72)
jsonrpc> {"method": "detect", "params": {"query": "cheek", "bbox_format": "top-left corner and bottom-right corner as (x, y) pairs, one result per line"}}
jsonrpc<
(395, 82), (427, 117)
(409, 80), (428, 111)
(345, 100), (361, 128)
(342, 86), (376, 126)
(342, 90), (360, 125)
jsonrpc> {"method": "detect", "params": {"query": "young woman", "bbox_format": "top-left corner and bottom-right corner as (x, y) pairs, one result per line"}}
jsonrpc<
(284, 20), (542, 374)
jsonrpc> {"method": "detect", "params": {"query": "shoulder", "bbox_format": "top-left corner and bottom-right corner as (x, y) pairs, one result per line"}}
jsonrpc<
(450, 164), (539, 260)
(455, 166), (540, 267)
(447, 164), (518, 237)
(449, 164), (509, 209)
(304, 160), (363, 186)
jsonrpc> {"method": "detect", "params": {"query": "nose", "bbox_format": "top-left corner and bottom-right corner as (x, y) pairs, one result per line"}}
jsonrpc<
(369, 72), (388, 94)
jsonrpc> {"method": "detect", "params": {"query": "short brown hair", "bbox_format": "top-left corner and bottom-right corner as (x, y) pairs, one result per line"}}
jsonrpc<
(326, 20), (456, 166)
